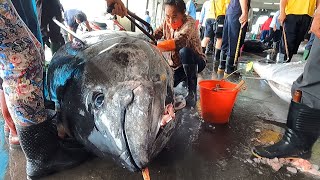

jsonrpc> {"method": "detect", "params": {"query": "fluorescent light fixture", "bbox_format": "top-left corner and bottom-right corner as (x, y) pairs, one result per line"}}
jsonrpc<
(253, 8), (259, 12)
(264, 2), (273, 5)
(274, 3), (280, 5)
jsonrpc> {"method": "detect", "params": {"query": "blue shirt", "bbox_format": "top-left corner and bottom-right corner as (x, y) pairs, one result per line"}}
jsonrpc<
(143, 15), (151, 30)
(226, 0), (250, 15)
(270, 11), (280, 30)
(64, 9), (86, 31)
(186, 0), (197, 19)
(145, 15), (151, 24)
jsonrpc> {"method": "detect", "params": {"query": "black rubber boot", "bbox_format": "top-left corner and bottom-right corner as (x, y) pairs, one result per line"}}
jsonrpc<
(214, 49), (221, 63)
(205, 46), (213, 55)
(211, 49), (221, 79)
(218, 50), (227, 70)
(217, 50), (227, 79)
(252, 101), (320, 159)
(183, 64), (198, 107)
(17, 114), (89, 179)
(50, 41), (63, 55)
(270, 41), (279, 61)
(226, 56), (236, 75)
(202, 47), (206, 54)
(206, 39), (214, 55)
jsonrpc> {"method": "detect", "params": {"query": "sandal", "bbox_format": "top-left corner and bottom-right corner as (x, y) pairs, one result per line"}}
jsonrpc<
(9, 133), (20, 149)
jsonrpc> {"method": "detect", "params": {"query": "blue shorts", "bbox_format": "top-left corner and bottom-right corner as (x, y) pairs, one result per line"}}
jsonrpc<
(204, 18), (215, 38)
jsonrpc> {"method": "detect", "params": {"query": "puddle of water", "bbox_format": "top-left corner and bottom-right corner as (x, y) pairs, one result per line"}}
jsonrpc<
(257, 129), (282, 145)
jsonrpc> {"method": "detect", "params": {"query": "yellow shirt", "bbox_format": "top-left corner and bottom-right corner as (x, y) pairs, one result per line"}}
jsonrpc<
(215, 0), (230, 17)
(207, 0), (230, 19)
(285, 0), (316, 16)
(207, 0), (216, 19)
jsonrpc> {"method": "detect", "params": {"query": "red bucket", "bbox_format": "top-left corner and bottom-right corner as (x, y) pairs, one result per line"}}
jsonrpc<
(199, 80), (241, 124)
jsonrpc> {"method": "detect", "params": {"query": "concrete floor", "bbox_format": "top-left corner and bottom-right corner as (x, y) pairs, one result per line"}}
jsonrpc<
(1, 53), (320, 180)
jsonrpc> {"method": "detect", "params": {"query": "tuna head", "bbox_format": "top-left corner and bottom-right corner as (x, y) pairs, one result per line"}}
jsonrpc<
(58, 34), (177, 172)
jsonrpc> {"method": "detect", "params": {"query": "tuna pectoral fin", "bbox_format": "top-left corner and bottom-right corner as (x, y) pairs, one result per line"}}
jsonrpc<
(58, 112), (72, 138)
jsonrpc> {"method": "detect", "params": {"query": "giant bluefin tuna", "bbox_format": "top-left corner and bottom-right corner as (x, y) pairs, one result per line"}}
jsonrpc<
(45, 30), (180, 172)
(253, 61), (306, 102)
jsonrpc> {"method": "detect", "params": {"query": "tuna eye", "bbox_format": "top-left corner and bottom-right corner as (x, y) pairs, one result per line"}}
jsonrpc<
(93, 93), (104, 109)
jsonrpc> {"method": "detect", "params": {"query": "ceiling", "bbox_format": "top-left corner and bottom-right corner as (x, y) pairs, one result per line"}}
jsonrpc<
(194, 0), (280, 10)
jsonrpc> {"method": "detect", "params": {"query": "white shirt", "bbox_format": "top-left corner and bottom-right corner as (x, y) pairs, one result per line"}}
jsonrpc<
(199, 1), (211, 27)
(270, 11), (280, 30)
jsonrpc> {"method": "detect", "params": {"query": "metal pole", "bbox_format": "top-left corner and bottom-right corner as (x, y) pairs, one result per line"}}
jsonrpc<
(160, 0), (164, 23)
(146, 0), (149, 11)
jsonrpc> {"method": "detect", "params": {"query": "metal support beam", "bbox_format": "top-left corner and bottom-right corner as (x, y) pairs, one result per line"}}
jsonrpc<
(146, 0), (149, 10)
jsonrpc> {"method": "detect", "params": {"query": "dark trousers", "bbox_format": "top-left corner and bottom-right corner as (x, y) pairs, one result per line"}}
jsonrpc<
(305, 33), (315, 50)
(260, 30), (269, 41)
(11, 0), (43, 44)
(264, 28), (281, 44)
(174, 48), (206, 86)
(292, 36), (320, 109)
(200, 26), (205, 40)
(219, 14), (248, 74)
(280, 14), (312, 61)
(221, 13), (247, 58)
(36, 0), (65, 54)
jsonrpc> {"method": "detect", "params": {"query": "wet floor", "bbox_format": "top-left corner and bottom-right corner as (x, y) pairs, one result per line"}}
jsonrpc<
(1, 53), (320, 180)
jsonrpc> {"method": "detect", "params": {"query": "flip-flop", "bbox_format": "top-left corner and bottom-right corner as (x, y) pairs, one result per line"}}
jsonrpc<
(9, 134), (21, 150)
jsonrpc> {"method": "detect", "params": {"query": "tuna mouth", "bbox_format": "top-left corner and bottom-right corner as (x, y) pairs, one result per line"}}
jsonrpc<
(111, 78), (176, 172)
(121, 103), (175, 172)
(119, 83), (176, 171)
(120, 107), (141, 171)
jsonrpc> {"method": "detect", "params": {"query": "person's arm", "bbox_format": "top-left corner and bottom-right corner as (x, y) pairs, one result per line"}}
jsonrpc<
(317, 0), (320, 9)
(85, 21), (92, 31)
(157, 39), (176, 51)
(239, 0), (248, 28)
(67, 26), (74, 42)
(105, 0), (127, 17)
(158, 19), (193, 52)
(311, 6), (320, 38)
(279, 0), (288, 25)
(154, 23), (164, 40)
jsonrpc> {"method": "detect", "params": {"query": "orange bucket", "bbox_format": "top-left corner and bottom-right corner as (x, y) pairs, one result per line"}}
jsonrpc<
(199, 80), (241, 124)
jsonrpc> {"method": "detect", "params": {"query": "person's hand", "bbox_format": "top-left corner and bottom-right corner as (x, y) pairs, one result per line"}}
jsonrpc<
(278, 11), (286, 25)
(106, 0), (127, 17)
(239, 13), (248, 28)
(149, 40), (156, 45)
(310, 10), (320, 38)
